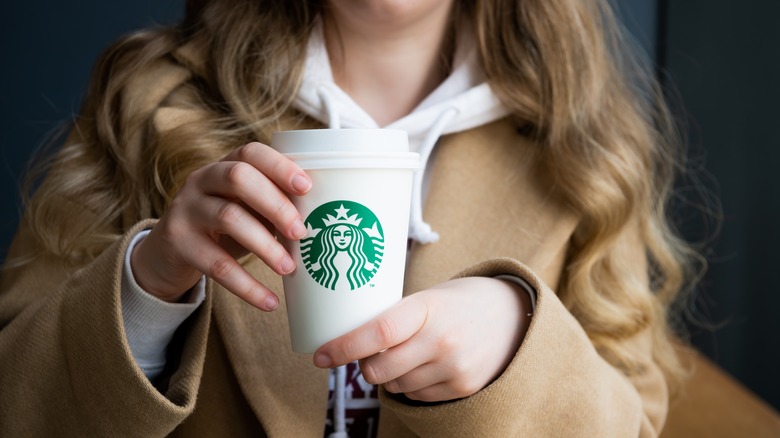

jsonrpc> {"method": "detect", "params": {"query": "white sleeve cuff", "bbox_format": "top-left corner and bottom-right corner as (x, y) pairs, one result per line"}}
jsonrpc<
(121, 229), (206, 380)
(494, 274), (537, 310)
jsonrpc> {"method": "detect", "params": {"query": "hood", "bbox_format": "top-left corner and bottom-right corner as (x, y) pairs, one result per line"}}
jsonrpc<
(294, 20), (511, 244)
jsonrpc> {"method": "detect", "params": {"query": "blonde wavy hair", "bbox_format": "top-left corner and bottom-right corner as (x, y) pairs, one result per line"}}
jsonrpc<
(17, 0), (699, 394)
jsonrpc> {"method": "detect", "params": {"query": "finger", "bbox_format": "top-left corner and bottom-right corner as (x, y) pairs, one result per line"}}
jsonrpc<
(313, 296), (429, 368)
(404, 382), (464, 403)
(223, 142), (312, 195)
(196, 161), (306, 241)
(381, 363), (444, 395)
(182, 232), (279, 311)
(358, 333), (436, 385)
(401, 363), (485, 402)
(192, 196), (295, 276)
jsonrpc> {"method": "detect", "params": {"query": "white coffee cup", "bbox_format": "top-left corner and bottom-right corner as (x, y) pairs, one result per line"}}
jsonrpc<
(272, 129), (420, 353)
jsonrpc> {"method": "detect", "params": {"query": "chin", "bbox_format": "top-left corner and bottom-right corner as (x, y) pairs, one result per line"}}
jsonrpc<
(327, 0), (453, 25)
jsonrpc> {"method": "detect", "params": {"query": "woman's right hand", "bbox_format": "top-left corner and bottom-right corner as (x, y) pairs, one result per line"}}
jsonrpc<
(130, 142), (311, 311)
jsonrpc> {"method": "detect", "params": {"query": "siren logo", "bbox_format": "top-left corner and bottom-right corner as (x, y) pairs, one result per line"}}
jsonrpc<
(301, 200), (384, 291)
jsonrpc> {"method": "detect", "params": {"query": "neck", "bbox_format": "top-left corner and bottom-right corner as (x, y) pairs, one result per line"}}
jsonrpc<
(323, 2), (455, 126)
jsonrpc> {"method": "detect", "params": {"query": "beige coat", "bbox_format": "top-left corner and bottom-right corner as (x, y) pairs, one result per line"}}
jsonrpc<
(0, 50), (668, 437)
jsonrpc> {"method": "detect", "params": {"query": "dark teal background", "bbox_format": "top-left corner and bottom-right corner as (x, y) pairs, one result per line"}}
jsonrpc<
(662, 0), (780, 411)
(1, 0), (778, 410)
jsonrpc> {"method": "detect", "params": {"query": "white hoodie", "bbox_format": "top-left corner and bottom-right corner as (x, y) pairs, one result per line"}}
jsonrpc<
(294, 20), (510, 243)
(120, 19), (512, 438)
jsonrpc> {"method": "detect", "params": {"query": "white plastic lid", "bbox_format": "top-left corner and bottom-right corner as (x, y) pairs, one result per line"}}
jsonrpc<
(272, 129), (409, 154)
(284, 151), (419, 170)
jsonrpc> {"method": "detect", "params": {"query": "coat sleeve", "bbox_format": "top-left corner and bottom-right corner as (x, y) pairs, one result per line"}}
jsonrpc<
(378, 256), (669, 438)
(0, 49), (220, 436)
(0, 219), (212, 437)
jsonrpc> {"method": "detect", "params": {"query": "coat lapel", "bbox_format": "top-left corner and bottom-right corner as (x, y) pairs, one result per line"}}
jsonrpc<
(404, 119), (579, 295)
(211, 262), (329, 437)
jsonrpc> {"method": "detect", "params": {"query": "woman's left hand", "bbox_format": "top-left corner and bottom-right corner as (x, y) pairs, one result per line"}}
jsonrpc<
(313, 277), (533, 402)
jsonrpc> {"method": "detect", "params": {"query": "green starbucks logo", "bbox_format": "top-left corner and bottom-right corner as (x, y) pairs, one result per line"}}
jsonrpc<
(301, 200), (384, 291)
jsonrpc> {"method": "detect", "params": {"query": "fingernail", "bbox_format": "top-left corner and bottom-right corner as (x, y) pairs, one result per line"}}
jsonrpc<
(263, 295), (278, 311)
(281, 255), (296, 274)
(291, 174), (312, 193)
(314, 352), (331, 368)
(291, 219), (306, 239)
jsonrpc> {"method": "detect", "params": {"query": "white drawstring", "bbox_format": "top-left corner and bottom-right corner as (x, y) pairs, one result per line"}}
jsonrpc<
(320, 86), (349, 438)
(319, 86), (458, 244)
(408, 107), (459, 244)
(318, 87), (341, 129)
(328, 365), (348, 438)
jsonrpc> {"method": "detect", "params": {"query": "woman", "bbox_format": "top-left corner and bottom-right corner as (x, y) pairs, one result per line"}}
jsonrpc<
(0, 0), (695, 436)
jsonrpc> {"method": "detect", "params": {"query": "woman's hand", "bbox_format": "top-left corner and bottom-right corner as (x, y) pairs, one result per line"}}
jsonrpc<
(130, 142), (311, 311)
(313, 277), (533, 402)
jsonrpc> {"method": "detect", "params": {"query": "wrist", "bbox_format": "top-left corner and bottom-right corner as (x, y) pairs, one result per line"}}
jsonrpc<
(130, 234), (200, 303)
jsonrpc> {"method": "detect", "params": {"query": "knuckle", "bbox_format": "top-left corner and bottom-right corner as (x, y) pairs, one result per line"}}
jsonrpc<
(449, 356), (471, 377)
(259, 235), (283, 260)
(452, 378), (480, 398)
(269, 153), (288, 178)
(156, 214), (187, 246)
(271, 194), (292, 219)
(236, 142), (261, 162)
(208, 257), (235, 281)
(168, 196), (187, 214)
(182, 168), (203, 188)
(216, 202), (243, 228)
(374, 317), (399, 346)
(435, 332), (458, 352)
(339, 340), (359, 363)
(224, 161), (252, 187)
(245, 285), (268, 305)
(269, 195), (288, 214)
(444, 358), (480, 397)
